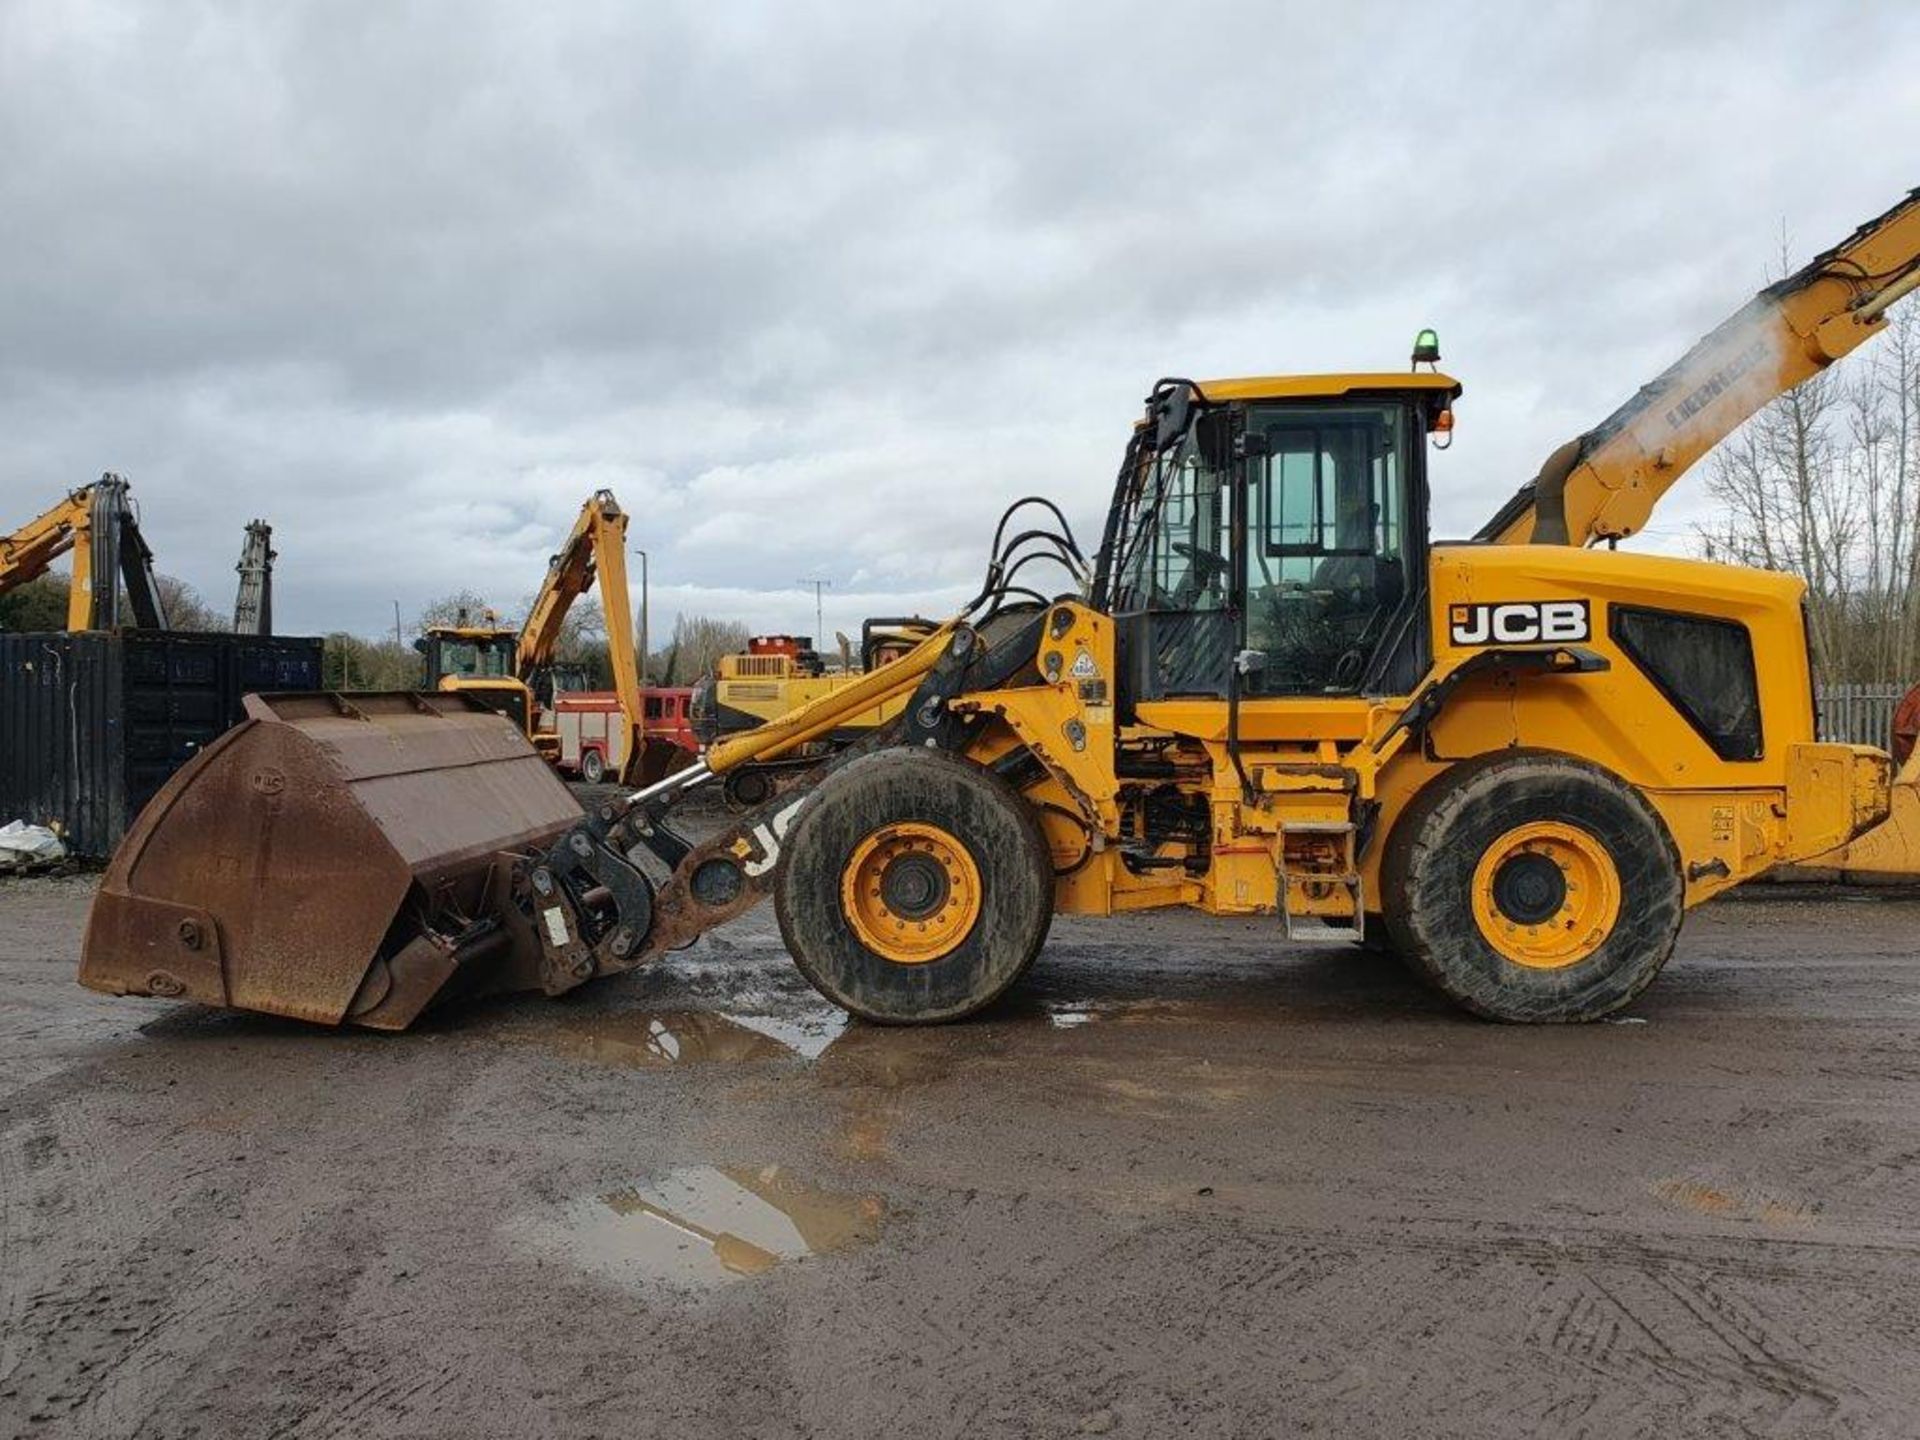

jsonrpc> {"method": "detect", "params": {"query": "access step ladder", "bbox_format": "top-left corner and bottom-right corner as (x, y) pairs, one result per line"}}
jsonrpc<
(1278, 820), (1364, 941)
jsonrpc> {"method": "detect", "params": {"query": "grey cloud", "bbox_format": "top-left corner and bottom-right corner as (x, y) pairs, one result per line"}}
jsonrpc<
(3, 0), (1918, 645)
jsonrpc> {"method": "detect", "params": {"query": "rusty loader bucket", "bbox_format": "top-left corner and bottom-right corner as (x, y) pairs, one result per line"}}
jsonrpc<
(80, 691), (587, 1029)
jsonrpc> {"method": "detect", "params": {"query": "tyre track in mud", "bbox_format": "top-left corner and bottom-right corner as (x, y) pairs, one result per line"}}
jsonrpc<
(4, 876), (1920, 1437)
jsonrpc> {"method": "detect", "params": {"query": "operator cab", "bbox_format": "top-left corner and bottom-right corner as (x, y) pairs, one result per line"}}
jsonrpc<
(1099, 369), (1459, 708)
(415, 620), (530, 731)
(416, 626), (518, 684)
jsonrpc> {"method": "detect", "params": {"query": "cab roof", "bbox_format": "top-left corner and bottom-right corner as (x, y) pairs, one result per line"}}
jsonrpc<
(1196, 372), (1462, 403)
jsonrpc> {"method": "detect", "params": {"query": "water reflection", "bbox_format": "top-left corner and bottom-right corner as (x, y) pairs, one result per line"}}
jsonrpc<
(517, 1165), (886, 1288)
(523, 1008), (844, 1068)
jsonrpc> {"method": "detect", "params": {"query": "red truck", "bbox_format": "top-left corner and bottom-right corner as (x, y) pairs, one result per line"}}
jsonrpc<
(556, 686), (698, 783)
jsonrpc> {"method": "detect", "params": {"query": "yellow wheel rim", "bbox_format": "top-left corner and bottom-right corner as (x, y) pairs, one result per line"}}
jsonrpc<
(840, 822), (982, 965)
(1470, 821), (1621, 969)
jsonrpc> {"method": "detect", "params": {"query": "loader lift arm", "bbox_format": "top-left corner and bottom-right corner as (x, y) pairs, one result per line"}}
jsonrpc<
(529, 617), (983, 991)
(518, 488), (646, 781)
(1481, 188), (1920, 546)
(608, 493), (1089, 814)
(0, 474), (168, 630)
(526, 502), (1089, 987)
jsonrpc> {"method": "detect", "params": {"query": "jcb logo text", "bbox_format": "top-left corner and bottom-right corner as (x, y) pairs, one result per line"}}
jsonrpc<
(1448, 600), (1590, 647)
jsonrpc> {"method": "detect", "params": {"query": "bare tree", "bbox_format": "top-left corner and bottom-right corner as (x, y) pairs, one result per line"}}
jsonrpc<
(1696, 303), (1920, 685)
(649, 612), (750, 685)
(524, 594), (605, 662)
(417, 589), (501, 631)
(153, 574), (223, 632)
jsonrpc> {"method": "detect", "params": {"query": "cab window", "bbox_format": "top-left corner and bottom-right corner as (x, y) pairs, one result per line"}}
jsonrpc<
(1244, 403), (1409, 695)
(1119, 430), (1230, 615)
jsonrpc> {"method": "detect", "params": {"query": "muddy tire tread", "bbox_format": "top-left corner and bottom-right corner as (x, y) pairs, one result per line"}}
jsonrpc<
(1380, 749), (1683, 1023)
(773, 747), (1054, 1024)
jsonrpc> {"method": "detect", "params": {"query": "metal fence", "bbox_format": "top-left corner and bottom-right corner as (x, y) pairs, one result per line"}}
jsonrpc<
(1817, 683), (1906, 747)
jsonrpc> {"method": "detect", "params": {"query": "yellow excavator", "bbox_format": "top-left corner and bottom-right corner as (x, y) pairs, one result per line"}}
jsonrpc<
(414, 489), (679, 784)
(0, 475), (169, 631)
(693, 618), (936, 808)
(79, 187), (1920, 1031)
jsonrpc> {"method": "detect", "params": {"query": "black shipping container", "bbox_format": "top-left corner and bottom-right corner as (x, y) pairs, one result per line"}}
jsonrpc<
(1, 630), (324, 859)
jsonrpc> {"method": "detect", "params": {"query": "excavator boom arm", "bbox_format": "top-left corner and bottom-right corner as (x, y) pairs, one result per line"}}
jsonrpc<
(1482, 188), (1920, 546)
(1, 490), (89, 597)
(517, 489), (645, 777)
(1, 476), (167, 631)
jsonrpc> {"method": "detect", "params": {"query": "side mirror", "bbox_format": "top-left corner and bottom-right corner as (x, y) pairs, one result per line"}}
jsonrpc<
(1149, 382), (1194, 451)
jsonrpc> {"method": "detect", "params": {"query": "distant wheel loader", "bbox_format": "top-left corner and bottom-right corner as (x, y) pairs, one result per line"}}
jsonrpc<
(78, 188), (1920, 1030)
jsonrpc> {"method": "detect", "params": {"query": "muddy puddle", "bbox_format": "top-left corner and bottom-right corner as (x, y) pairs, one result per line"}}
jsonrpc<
(510, 994), (1215, 1077)
(513, 1165), (886, 1289)
(517, 1008), (848, 1068)
(1040, 997), (1206, 1029)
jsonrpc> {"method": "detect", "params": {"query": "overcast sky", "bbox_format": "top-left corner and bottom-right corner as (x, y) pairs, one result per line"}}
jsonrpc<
(5, 1), (1919, 645)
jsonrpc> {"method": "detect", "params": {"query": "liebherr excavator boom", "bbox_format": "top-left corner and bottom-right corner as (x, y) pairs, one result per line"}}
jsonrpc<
(80, 190), (1913, 1033)
(232, 520), (275, 635)
(1482, 188), (1920, 547)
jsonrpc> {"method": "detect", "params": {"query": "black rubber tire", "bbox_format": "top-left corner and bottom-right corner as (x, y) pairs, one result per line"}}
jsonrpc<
(1379, 750), (1683, 1023)
(774, 747), (1054, 1024)
(579, 748), (606, 784)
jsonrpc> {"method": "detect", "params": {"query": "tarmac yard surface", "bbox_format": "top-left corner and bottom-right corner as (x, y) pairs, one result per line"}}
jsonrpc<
(4, 877), (1920, 1439)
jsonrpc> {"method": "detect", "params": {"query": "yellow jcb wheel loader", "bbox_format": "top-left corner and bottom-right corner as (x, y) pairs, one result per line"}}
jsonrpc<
(78, 189), (1920, 1029)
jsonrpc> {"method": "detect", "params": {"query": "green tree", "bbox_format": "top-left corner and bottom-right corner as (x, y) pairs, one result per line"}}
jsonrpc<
(0, 571), (223, 632)
(323, 633), (425, 690)
(0, 574), (71, 631)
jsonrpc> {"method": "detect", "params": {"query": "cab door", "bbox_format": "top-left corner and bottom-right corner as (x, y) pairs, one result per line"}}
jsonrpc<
(1106, 394), (1431, 720)
(1238, 399), (1429, 700)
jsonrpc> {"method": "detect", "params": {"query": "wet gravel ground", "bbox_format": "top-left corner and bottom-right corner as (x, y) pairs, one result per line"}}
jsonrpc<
(4, 873), (1920, 1439)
